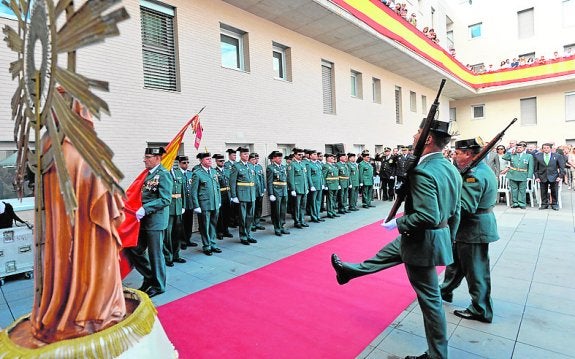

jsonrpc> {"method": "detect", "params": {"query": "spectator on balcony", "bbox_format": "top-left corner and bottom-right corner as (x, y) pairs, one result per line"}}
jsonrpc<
(409, 13), (417, 27)
(510, 58), (519, 68)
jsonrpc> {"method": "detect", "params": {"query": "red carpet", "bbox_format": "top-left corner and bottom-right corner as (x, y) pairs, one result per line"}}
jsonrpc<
(157, 220), (417, 358)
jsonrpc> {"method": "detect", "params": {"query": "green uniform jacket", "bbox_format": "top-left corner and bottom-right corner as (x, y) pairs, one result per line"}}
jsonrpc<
(397, 153), (462, 266)
(254, 163), (266, 196)
(457, 161), (499, 244)
(322, 163), (340, 190)
(358, 161), (374, 185)
(348, 162), (360, 186)
(287, 160), (309, 194)
(181, 169), (194, 210)
(501, 152), (534, 181)
(307, 161), (324, 189)
(141, 165), (173, 231)
(191, 167), (221, 210)
(266, 163), (288, 197)
(168, 169), (184, 215)
(230, 161), (256, 202)
(336, 162), (350, 187)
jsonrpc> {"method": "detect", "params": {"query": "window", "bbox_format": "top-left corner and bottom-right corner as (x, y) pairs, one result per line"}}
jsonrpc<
(220, 24), (250, 71)
(350, 70), (362, 99)
(446, 30), (454, 50)
(372, 78), (381, 104)
(272, 42), (291, 81)
(564, 43), (575, 57)
(469, 22), (482, 39)
(472, 104), (484, 119)
(409, 91), (417, 112)
(566, 92), (575, 122)
(518, 8), (534, 39)
(322, 60), (336, 114)
(421, 95), (427, 114)
(563, 0), (575, 28)
(449, 107), (457, 122)
(520, 97), (537, 125)
(395, 86), (403, 124)
(471, 63), (485, 73)
(140, 0), (178, 91)
(353, 144), (365, 155)
(0, 143), (34, 201)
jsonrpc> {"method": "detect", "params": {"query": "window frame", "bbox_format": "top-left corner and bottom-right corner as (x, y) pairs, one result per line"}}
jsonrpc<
(350, 70), (363, 99)
(409, 91), (417, 112)
(395, 86), (403, 124)
(471, 104), (485, 120)
(220, 26), (246, 71)
(565, 92), (575, 122)
(322, 60), (336, 115)
(272, 42), (291, 81)
(469, 22), (482, 39)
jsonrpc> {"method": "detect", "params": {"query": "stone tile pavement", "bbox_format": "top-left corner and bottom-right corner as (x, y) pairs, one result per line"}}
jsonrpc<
(1, 189), (573, 358)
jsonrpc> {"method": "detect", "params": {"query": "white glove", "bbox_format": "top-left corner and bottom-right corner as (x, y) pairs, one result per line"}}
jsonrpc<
(390, 176), (395, 179)
(219, 203), (221, 208)
(263, 188), (266, 192)
(338, 185), (341, 190)
(349, 184), (352, 188)
(181, 208), (186, 214)
(136, 207), (145, 221)
(269, 195), (276, 202)
(360, 183), (364, 187)
(381, 218), (397, 230)
(291, 190), (297, 197)
(231, 197), (240, 203)
(194, 207), (202, 213)
(322, 185), (328, 190)
(310, 186), (316, 192)
(305, 190), (309, 195)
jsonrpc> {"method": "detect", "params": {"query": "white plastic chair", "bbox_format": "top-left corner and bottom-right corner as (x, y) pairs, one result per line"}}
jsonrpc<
(497, 174), (510, 206)
(372, 176), (381, 200)
(525, 177), (537, 208)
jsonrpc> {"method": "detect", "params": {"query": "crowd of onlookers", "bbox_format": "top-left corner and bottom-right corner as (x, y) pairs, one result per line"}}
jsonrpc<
(379, 0), (439, 44)
(466, 49), (575, 74)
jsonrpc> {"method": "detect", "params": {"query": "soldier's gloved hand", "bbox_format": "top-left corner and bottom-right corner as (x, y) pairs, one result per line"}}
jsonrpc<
(231, 197), (240, 203)
(136, 207), (146, 221)
(305, 190), (309, 195)
(291, 191), (297, 197)
(348, 184), (352, 188)
(360, 183), (364, 187)
(310, 186), (316, 192)
(269, 195), (276, 202)
(181, 208), (186, 214)
(390, 176), (394, 179)
(194, 207), (202, 214)
(338, 185), (341, 190)
(381, 218), (397, 230)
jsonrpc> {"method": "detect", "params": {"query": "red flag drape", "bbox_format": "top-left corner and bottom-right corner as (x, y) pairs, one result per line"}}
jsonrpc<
(119, 116), (198, 278)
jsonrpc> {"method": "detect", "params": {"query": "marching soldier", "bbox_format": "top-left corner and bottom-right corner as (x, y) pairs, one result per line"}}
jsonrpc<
(163, 158), (186, 266)
(229, 147), (257, 245)
(191, 152), (222, 256)
(129, 146), (172, 298)
(306, 149), (325, 222)
(287, 148), (309, 228)
(359, 152), (375, 208)
(379, 147), (397, 201)
(322, 153), (340, 218)
(501, 141), (534, 208)
(178, 156), (199, 249)
(347, 153), (360, 211)
(336, 153), (351, 214)
(266, 151), (290, 236)
(250, 153), (266, 231)
(213, 154), (233, 239)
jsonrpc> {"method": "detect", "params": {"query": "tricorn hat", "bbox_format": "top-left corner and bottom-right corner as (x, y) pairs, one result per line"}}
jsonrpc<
(226, 148), (236, 154)
(324, 153), (335, 158)
(236, 146), (250, 153)
(419, 118), (453, 135)
(177, 155), (189, 162)
(145, 147), (165, 156)
(455, 137), (484, 150)
(347, 152), (356, 158)
(212, 153), (224, 160)
(268, 150), (283, 159)
(196, 152), (211, 159)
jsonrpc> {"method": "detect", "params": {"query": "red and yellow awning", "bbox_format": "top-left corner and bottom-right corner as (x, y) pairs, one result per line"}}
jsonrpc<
(330, 0), (575, 89)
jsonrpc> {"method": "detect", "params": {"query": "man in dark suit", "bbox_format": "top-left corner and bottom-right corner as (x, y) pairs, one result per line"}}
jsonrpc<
(534, 143), (565, 210)
(128, 146), (173, 298)
(378, 147), (397, 201)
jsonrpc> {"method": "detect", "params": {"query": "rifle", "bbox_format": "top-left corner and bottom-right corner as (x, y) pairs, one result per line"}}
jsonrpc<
(459, 118), (517, 175)
(385, 79), (446, 223)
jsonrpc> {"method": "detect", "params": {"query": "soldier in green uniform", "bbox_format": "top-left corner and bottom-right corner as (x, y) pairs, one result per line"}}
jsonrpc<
(285, 154), (295, 219)
(191, 152), (222, 256)
(213, 154), (233, 239)
(287, 148), (309, 228)
(230, 147), (257, 245)
(163, 158), (186, 266)
(501, 141), (534, 208)
(336, 153), (351, 214)
(250, 153), (266, 231)
(266, 150), (290, 236)
(224, 148), (240, 228)
(128, 146), (173, 298)
(179, 156), (199, 249)
(347, 153), (360, 211)
(331, 119), (461, 359)
(322, 153), (340, 219)
(306, 150), (324, 222)
(359, 152), (375, 208)
(440, 138), (499, 323)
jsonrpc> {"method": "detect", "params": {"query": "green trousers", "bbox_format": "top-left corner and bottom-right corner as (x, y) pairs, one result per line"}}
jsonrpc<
(362, 185), (373, 206)
(270, 195), (287, 231)
(349, 186), (359, 209)
(508, 179), (527, 207)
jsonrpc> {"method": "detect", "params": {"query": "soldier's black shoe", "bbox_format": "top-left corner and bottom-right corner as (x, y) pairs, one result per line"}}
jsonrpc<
(539, 205), (548, 210)
(255, 225), (265, 230)
(145, 287), (164, 298)
(453, 309), (491, 323)
(173, 257), (187, 264)
(281, 229), (290, 234)
(211, 248), (222, 253)
(441, 291), (453, 303)
(318, 218), (326, 222)
(240, 239), (250, 245)
(294, 224), (303, 229)
(404, 353), (430, 359)
(203, 249), (213, 256)
(247, 238), (257, 243)
(217, 234), (224, 239)
(333, 214), (341, 217)
(223, 232), (234, 238)
(166, 261), (174, 267)
(331, 254), (352, 285)
(138, 280), (152, 292)
(301, 223), (309, 227)
(275, 231), (282, 236)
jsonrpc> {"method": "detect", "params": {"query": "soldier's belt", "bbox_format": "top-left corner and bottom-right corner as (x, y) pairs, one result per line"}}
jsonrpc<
(475, 207), (494, 214)
(509, 167), (527, 172)
(220, 187), (230, 192)
(272, 181), (287, 186)
(171, 194), (182, 198)
(339, 176), (349, 179)
(237, 182), (255, 187)
(326, 177), (339, 180)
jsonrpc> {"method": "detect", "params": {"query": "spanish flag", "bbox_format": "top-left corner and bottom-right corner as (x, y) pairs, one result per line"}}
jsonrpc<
(118, 115), (199, 278)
